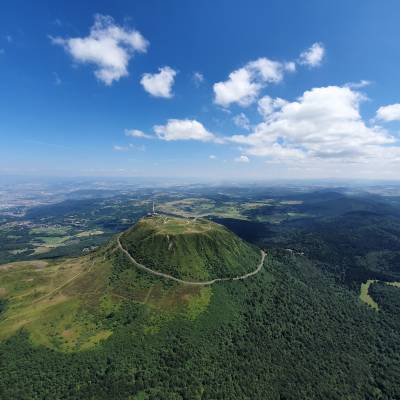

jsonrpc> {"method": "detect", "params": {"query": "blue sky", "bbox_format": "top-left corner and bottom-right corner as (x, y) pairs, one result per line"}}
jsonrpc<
(2, 0), (400, 179)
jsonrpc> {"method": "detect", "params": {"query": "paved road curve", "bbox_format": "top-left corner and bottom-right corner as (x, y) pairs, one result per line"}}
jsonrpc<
(116, 234), (266, 286)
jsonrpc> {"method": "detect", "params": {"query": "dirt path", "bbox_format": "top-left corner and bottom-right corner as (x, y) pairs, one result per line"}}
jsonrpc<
(116, 234), (266, 286)
(31, 252), (108, 305)
(31, 260), (94, 304)
(143, 286), (154, 303)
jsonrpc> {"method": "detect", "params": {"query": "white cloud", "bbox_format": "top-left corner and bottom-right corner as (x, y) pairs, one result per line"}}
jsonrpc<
(284, 61), (296, 72)
(345, 80), (371, 89)
(125, 128), (152, 139)
(140, 66), (177, 98)
(51, 14), (148, 85)
(229, 85), (395, 162)
(257, 96), (288, 118)
(376, 103), (400, 122)
(113, 143), (145, 152)
(154, 119), (216, 142)
(113, 145), (129, 151)
(299, 42), (325, 68)
(246, 143), (305, 160)
(213, 67), (259, 107)
(247, 58), (285, 82)
(193, 71), (204, 86)
(234, 155), (250, 163)
(213, 57), (287, 107)
(233, 113), (250, 130)
(209, 154), (217, 160)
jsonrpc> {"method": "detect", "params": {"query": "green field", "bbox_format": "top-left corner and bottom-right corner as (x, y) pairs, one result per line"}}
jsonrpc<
(360, 280), (379, 310)
(360, 279), (400, 311)
(30, 226), (70, 236)
(158, 198), (246, 219)
(0, 256), (114, 351)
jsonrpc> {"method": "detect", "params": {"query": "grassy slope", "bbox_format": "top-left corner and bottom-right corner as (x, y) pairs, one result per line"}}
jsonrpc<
(0, 229), (223, 351)
(119, 216), (260, 281)
(0, 253), (115, 351)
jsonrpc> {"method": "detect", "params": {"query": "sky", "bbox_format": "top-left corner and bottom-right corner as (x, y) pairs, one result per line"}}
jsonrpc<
(2, 0), (400, 180)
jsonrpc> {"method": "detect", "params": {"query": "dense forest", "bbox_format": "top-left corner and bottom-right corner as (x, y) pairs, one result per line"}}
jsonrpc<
(1, 250), (399, 399)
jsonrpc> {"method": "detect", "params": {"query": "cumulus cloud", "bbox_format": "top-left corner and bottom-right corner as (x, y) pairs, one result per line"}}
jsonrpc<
(209, 154), (217, 160)
(51, 14), (148, 85)
(234, 155), (250, 163)
(233, 113), (250, 130)
(125, 128), (152, 139)
(140, 66), (177, 98)
(229, 85), (395, 162)
(213, 68), (258, 107)
(154, 119), (216, 142)
(299, 42), (325, 68)
(213, 57), (288, 107)
(376, 103), (400, 122)
(257, 96), (288, 118)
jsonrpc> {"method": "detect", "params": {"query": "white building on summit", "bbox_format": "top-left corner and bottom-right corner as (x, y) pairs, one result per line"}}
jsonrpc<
(147, 201), (158, 216)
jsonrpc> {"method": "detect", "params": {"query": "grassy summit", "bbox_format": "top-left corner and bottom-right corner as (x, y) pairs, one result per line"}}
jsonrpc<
(119, 215), (260, 281)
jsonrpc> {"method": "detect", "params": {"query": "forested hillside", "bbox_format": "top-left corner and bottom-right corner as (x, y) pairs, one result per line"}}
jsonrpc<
(2, 189), (400, 399)
(1, 250), (399, 399)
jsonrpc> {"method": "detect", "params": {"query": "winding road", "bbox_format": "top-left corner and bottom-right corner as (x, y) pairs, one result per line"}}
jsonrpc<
(116, 234), (266, 286)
